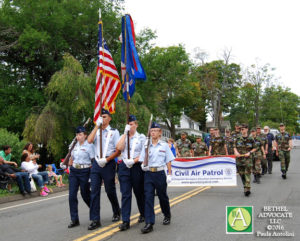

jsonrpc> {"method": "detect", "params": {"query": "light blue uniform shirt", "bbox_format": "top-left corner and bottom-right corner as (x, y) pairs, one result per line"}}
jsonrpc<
(121, 131), (146, 160)
(139, 139), (175, 167)
(71, 140), (95, 165)
(93, 125), (120, 158)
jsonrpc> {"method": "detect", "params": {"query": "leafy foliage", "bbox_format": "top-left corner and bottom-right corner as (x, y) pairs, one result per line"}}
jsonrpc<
(0, 128), (26, 164)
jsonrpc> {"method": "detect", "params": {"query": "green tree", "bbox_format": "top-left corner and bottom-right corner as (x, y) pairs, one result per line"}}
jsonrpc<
(22, 54), (94, 161)
(0, 0), (123, 87)
(195, 60), (242, 129)
(0, 128), (26, 164)
(260, 86), (300, 133)
(243, 61), (276, 126)
(137, 45), (196, 138)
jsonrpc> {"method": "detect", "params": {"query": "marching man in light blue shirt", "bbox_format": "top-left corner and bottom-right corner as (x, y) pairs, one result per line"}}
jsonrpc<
(68, 126), (94, 229)
(87, 108), (121, 230)
(139, 122), (174, 234)
(116, 114), (146, 231)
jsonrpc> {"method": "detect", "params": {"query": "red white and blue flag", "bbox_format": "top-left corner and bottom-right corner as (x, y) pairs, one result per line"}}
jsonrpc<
(94, 20), (121, 122)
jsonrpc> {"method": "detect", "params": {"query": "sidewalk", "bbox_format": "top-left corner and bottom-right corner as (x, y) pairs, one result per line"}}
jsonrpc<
(0, 184), (69, 204)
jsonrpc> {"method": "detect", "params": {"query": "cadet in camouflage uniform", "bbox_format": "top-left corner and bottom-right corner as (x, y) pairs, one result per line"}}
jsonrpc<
(192, 136), (208, 157)
(225, 129), (235, 155)
(275, 123), (292, 179)
(209, 128), (228, 156)
(250, 128), (264, 184)
(176, 132), (192, 157)
(231, 122), (241, 140)
(256, 126), (268, 174)
(234, 124), (257, 197)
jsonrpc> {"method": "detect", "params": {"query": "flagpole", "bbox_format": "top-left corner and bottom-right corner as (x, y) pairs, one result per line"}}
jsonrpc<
(99, 8), (103, 158)
(124, 15), (130, 159)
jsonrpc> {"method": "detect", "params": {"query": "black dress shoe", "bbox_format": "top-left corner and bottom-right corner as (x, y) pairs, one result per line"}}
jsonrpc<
(119, 222), (130, 231)
(244, 191), (251, 197)
(68, 220), (80, 228)
(21, 192), (26, 196)
(163, 217), (171, 225)
(163, 216), (171, 225)
(138, 216), (145, 223)
(88, 220), (101, 230)
(112, 214), (120, 222)
(141, 223), (153, 234)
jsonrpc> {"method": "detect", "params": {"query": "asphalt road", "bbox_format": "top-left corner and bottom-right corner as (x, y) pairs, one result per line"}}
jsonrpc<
(0, 149), (299, 241)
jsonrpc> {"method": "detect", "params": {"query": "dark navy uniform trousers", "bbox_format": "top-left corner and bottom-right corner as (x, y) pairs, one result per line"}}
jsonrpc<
(144, 170), (171, 224)
(118, 162), (145, 223)
(90, 160), (120, 221)
(69, 166), (91, 221)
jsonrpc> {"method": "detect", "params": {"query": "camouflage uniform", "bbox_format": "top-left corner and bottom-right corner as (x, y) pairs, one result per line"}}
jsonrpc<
(258, 133), (268, 174)
(176, 138), (192, 157)
(210, 136), (226, 155)
(231, 130), (241, 140)
(275, 131), (291, 173)
(234, 135), (255, 193)
(252, 136), (263, 175)
(225, 136), (235, 155)
(192, 141), (208, 157)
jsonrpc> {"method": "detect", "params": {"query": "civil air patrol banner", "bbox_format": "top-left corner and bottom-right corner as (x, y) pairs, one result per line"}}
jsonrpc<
(169, 156), (237, 186)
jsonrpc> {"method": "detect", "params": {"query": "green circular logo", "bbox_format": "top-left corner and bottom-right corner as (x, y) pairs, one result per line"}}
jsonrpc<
(228, 208), (251, 231)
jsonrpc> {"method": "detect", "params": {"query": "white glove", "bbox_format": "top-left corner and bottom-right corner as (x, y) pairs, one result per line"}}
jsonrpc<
(124, 158), (135, 168)
(124, 124), (130, 134)
(60, 162), (67, 170)
(141, 163), (149, 172)
(96, 157), (107, 168)
(96, 117), (103, 127)
(167, 174), (172, 184)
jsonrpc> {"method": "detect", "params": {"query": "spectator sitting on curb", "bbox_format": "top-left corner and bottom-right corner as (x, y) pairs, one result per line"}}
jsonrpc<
(0, 156), (31, 195)
(21, 153), (51, 197)
(0, 145), (18, 167)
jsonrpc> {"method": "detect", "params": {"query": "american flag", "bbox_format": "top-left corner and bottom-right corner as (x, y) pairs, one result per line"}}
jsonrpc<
(94, 20), (121, 122)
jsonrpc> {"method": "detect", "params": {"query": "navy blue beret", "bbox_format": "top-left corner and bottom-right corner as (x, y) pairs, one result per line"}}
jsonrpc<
(151, 122), (161, 129)
(76, 126), (86, 133)
(101, 108), (111, 116)
(128, 115), (137, 122)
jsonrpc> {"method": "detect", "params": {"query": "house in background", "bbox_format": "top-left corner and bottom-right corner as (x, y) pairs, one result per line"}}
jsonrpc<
(205, 120), (231, 133)
(159, 114), (203, 141)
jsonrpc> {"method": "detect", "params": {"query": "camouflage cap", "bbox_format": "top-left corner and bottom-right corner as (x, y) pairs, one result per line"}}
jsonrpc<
(195, 135), (202, 139)
(181, 131), (188, 135)
(250, 128), (256, 132)
(279, 123), (285, 126)
(240, 123), (248, 129)
(256, 125), (261, 129)
(235, 122), (240, 126)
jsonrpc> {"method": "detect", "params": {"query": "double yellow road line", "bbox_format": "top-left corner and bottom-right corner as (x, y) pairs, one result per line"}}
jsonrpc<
(74, 186), (211, 241)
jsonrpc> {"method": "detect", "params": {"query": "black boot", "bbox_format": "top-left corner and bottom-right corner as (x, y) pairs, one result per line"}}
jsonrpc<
(253, 174), (257, 183)
(256, 174), (261, 184)
(282, 171), (287, 179)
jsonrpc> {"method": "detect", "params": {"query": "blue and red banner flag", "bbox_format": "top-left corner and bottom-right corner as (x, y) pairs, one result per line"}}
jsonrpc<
(121, 14), (146, 101)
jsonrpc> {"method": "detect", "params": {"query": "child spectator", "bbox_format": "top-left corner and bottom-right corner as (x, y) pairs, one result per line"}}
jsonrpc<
(46, 165), (65, 187)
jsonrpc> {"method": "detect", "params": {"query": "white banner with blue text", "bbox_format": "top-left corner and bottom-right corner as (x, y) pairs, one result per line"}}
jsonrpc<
(169, 156), (237, 186)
